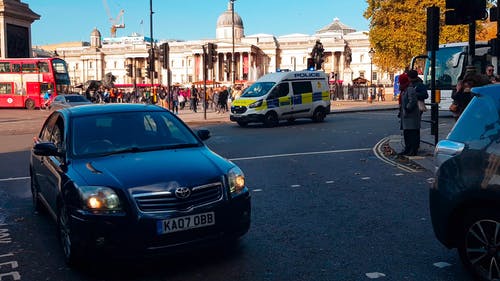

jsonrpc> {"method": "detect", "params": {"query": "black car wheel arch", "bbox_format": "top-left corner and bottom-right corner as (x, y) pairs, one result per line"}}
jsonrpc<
(312, 107), (326, 122)
(458, 208), (500, 281)
(263, 111), (278, 127)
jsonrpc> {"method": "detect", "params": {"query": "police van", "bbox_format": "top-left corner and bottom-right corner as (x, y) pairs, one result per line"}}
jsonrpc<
(230, 70), (331, 127)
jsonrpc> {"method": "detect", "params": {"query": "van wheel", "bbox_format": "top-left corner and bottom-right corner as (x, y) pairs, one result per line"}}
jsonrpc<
(263, 112), (279, 127)
(458, 208), (500, 281)
(25, 99), (35, 110)
(312, 107), (326, 122)
(237, 121), (248, 127)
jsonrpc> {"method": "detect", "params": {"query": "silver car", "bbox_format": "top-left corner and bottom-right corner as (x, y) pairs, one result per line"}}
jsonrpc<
(49, 94), (92, 110)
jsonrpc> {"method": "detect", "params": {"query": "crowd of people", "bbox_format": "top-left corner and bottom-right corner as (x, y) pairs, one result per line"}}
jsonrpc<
(83, 84), (247, 115)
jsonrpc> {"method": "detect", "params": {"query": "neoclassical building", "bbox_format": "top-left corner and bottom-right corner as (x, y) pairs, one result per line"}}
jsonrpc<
(35, 2), (392, 88)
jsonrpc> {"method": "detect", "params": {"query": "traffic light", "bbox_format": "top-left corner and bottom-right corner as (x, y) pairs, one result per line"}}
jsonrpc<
(145, 68), (150, 78)
(445, 0), (487, 25)
(147, 48), (154, 71)
(160, 43), (169, 69)
(126, 64), (133, 77)
(206, 43), (217, 69)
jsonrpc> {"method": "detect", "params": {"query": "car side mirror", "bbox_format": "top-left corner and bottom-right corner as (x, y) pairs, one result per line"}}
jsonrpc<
(197, 129), (211, 141)
(33, 142), (64, 157)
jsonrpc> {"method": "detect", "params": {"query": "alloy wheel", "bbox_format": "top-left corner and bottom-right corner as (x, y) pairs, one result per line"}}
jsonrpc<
(465, 219), (500, 280)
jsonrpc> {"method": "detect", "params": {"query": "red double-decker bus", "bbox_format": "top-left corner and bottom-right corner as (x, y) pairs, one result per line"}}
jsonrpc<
(0, 57), (70, 109)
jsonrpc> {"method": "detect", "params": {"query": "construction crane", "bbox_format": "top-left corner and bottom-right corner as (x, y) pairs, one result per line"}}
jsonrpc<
(102, 0), (125, 38)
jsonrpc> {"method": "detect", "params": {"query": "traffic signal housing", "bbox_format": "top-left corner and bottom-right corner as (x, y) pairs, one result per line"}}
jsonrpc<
(206, 43), (217, 69)
(160, 43), (169, 69)
(445, 0), (487, 25)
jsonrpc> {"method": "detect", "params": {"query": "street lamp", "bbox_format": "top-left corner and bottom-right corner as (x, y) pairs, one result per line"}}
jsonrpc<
(368, 47), (375, 101)
(231, 0), (236, 86)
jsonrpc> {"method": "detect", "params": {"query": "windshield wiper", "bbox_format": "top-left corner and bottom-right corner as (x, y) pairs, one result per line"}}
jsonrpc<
(164, 143), (199, 149)
(102, 146), (143, 156)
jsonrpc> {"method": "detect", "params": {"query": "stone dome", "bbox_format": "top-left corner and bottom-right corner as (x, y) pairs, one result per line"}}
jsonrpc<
(91, 28), (101, 37)
(216, 2), (243, 28)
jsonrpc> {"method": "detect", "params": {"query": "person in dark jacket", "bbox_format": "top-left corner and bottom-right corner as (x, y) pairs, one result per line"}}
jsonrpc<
(398, 73), (421, 156)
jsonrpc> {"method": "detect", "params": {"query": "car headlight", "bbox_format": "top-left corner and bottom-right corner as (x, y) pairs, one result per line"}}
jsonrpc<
(228, 166), (246, 196)
(248, 100), (263, 108)
(79, 186), (122, 212)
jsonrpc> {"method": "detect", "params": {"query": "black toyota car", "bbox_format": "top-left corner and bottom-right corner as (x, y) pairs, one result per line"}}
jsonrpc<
(430, 84), (500, 280)
(30, 103), (251, 266)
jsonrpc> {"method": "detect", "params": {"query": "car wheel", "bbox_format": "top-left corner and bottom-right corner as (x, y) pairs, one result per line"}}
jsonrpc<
(263, 112), (278, 128)
(25, 99), (35, 110)
(30, 170), (44, 214)
(237, 121), (248, 127)
(458, 209), (500, 281)
(58, 203), (82, 266)
(312, 107), (326, 123)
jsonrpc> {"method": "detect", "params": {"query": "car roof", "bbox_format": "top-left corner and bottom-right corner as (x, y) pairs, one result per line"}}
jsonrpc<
(472, 84), (500, 107)
(57, 103), (167, 117)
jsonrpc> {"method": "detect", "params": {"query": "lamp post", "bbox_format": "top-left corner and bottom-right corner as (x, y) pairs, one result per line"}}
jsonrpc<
(231, 0), (236, 86)
(368, 47), (375, 101)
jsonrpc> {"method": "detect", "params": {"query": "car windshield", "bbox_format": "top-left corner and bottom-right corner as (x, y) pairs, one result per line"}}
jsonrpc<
(448, 95), (500, 150)
(241, 82), (275, 97)
(71, 111), (200, 157)
(65, 95), (89, 102)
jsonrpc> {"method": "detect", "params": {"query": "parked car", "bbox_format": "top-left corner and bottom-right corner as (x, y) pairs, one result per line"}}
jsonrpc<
(30, 104), (251, 266)
(49, 94), (92, 110)
(430, 84), (500, 280)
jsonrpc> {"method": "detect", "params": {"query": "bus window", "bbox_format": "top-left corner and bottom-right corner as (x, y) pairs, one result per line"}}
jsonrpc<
(0, 83), (13, 94)
(11, 64), (20, 73)
(0, 62), (10, 73)
(37, 62), (49, 73)
(22, 63), (37, 73)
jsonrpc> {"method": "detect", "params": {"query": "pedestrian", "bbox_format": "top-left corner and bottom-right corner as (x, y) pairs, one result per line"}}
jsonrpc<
(190, 85), (198, 112)
(43, 89), (52, 109)
(218, 86), (229, 113)
(486, 64), (496, 83)
(397, 73), (420, 156)
(451, 79), (473, 121)
(172, 87), (179, 114)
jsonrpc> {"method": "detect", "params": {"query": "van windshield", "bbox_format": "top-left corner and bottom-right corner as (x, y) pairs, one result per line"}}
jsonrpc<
(241, 82), (275, 98)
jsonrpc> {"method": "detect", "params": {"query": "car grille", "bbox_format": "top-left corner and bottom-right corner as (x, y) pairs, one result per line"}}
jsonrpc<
(133, 182), (223, 212)
(231, 106), (247, 114)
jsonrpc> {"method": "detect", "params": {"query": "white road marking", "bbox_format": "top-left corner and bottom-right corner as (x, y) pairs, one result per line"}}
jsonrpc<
(228, 148), (372, 161)
(0, 177), (29, 182)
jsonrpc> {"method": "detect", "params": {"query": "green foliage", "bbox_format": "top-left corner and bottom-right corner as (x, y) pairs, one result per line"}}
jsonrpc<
(364, 0), (481, 72)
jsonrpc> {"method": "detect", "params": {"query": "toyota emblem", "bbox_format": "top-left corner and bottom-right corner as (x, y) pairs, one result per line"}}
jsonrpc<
(175, 187), (191, 199)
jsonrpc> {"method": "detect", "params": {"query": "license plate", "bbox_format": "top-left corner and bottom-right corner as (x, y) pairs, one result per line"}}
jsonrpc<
(157, 212), (215, 234)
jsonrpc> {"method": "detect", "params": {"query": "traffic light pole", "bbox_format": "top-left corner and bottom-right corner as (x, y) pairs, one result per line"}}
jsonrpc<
(149, 0), (155, 102)
(203, 45), (207, 120)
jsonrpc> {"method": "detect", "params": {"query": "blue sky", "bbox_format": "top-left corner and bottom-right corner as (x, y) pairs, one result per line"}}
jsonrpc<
(24, 0), (369, 46)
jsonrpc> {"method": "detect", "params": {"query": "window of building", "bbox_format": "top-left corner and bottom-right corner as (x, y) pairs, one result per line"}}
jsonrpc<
(360, 71), (365, 78)
(360, 54), (365, 63)
(114, 61), (117, 68)
(372, 72), (378, 82)
(75, 63), (79, 70)
(89, 62), (93, 68)
(389, 73), (395, 82)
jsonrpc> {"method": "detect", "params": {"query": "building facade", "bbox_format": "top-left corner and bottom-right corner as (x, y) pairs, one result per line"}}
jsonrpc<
(35, 2), (393, 89)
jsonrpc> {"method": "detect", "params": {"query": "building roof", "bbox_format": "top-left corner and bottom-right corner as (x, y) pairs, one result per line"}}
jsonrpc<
(316, 18), (356, 35)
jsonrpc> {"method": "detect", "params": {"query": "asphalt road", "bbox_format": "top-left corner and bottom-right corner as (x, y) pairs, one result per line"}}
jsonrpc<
(0, 110), (470, 281)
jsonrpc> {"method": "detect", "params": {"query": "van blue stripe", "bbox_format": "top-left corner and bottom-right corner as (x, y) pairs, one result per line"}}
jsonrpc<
(312, 92), (323, 101)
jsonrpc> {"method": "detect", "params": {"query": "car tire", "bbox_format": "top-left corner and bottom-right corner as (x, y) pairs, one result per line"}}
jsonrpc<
(58, 202), (83, 267)
(237, 121), (248, 127)
(25, 99), (35, 110)
(312, 107), (326, 123)
(458, 208), (500, 281)
(263, 112), (278, 128)
(30, 170), (45, 214)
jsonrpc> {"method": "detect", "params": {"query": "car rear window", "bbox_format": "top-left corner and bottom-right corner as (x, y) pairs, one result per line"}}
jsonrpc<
(448, 95), (500, 149)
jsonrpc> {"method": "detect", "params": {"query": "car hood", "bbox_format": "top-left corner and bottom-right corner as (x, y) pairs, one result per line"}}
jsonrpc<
(72, 147), (233, 191)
